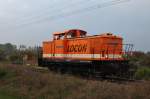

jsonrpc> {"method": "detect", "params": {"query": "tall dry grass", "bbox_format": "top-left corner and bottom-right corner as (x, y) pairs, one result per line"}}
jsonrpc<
(0, 63), (150, 99)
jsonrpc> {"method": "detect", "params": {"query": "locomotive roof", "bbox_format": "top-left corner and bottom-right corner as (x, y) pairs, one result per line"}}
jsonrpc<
(52, 29), (122, 40)
(53, 29), (87, 35)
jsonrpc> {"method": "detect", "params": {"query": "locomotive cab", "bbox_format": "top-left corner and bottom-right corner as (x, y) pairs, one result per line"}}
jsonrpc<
(53, 29), (87, 40)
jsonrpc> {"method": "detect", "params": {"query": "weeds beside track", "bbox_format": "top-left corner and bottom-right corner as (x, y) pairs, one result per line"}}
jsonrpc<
(0, 63), (150, 99)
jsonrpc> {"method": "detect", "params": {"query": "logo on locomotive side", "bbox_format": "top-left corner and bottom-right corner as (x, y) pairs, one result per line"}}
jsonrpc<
(67, 44), (87, 52)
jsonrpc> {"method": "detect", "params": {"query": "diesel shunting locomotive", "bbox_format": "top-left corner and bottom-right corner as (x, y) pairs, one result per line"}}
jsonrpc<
(38, 29), (134, 77)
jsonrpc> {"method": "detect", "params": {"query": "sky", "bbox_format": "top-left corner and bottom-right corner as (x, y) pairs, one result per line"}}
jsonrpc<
(0, 0), (150, 51)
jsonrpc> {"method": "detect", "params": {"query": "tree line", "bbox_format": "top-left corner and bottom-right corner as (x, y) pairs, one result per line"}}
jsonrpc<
(0, 43), (38, 65)
(130, 51), (150, 68)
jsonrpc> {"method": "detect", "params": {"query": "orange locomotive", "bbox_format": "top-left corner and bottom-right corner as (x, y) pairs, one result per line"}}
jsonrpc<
(38, 29), (133, 76)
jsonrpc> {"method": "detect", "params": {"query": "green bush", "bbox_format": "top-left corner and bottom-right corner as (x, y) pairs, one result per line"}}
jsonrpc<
(0, 69), (7, 79)
(0, 67), (16, 79)
(135, 67), (150, 80)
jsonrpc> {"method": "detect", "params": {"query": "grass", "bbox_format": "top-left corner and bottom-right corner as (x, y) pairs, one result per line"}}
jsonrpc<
(0, 63), (150, 99)
(0, 90), (19, 99)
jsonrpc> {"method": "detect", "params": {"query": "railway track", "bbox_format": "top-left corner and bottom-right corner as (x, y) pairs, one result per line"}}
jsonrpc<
(83, 75), (139, 83)
(96, 76), (143, 83)
(28, 66), (143, 83)
(28, 66), (49, 73)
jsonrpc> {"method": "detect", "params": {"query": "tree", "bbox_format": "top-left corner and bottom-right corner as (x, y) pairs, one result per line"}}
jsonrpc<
(0, 43), (17, 61)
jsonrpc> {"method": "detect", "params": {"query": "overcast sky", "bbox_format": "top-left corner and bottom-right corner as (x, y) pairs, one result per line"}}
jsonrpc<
(0, 0), (150, 51)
